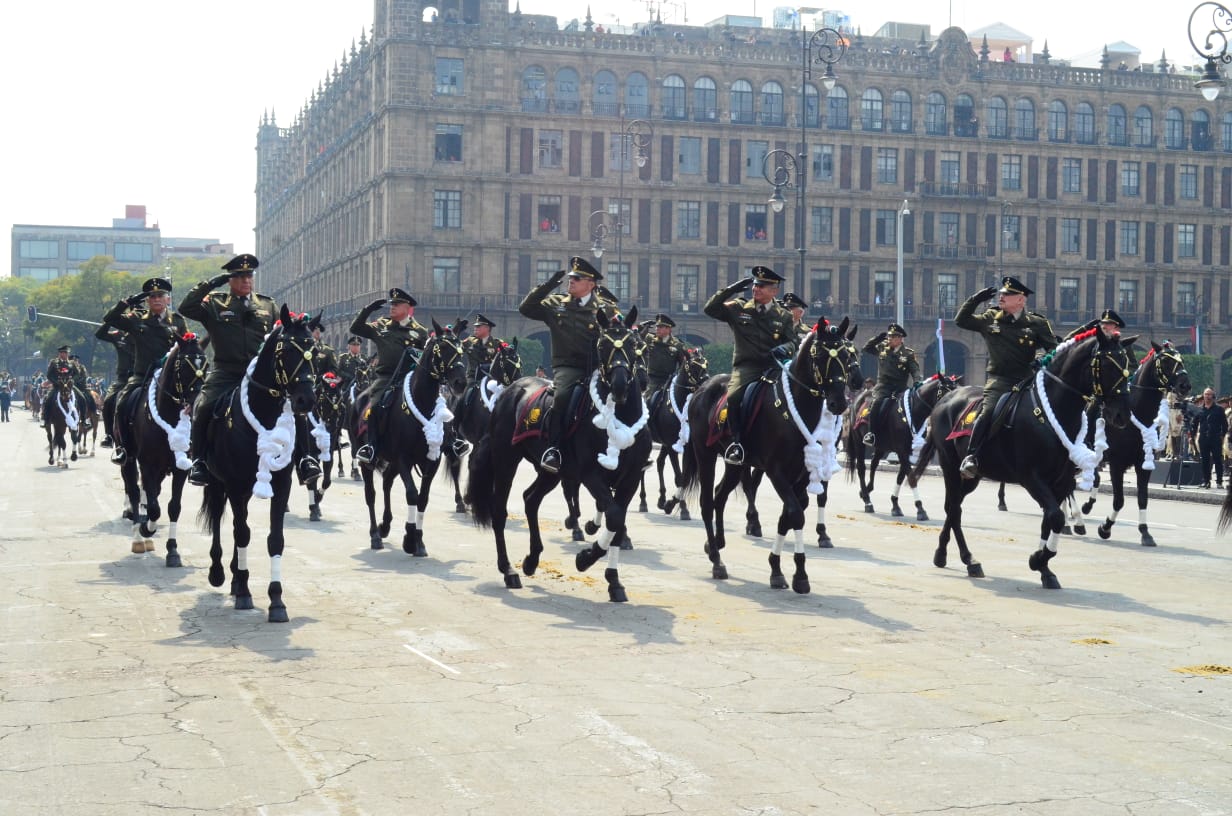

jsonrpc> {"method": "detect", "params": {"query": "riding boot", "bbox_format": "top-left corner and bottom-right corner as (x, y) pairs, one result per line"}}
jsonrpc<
(960, 415), (987, 479)
(539, 403), (563, 474)
(187, 411), (211, 486)
(863, 397), (884, 447)
(294, 416), (323, 485)
(356, 404), (380, 467)
(723, 401), (744, 466)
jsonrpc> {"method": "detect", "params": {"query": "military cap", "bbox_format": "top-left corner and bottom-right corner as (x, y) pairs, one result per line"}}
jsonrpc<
(751, 266), (785, 286)
(1098, 308), (1125, 328)
(886, 322), (907, 338)
(142, 277), (172, 294)
(567, 256), (603, 281)
(347, 336), (362, 345)
(474, 313), (496, 328)
(997, 275), (1033, 296)
(57, 345), (70, 353)
(780, 292), (807, 310)
(221, 253), (259, 276)
(654, 313), (676, 328)
(388, 287), (417, 306)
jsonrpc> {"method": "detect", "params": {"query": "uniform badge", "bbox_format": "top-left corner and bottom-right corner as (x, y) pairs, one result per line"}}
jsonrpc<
(989, 324), (1001, 334)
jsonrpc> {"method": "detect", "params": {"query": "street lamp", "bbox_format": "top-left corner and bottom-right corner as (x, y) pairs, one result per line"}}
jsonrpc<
(895, 199), (910, 327)
(761, 26), (846, 292)
(613, 116), (653, 274)
(1189, 2), (1231, 100)
(589, 209), (619, 259)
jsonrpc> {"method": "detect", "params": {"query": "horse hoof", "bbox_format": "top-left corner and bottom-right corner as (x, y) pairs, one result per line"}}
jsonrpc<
(575, 547), (600, 573)
(139, 521), (156, 538)
(656, 497), (665, 510)
(1061, 525), (1072, 536)
(1081, 500), (1096, 515)
(997, 502), (1008, 512)
(1140, 533), (1157, 547)
(711, 564), (728, 580)
(504, 573), (523, 589)
(967, 562), (984, 578)
(370, 536), (384, 550)
(208, 565), (225, 587)
(564, 515), (578, 530)
(309, 507), (321, 522)
(619, 535), (633, 551)
(745, 523), (762, 538)
(70, 452), (78, 462)
(584, 521), (600, 535)
(455, 502), (467, 514)
(679, 507), (691, 521)
(792, 576), (811, 594)
(165, 552), (182, 568)
(637, 501), (648, 513)
(663, 498), (679, 515)
(770, 575), (788, 590)
(268, 606), (289, 623)
(378, 522), (391, 538)
(572, 528), (585, 542)
(817, 534), (833, 549)
(1098, 525), (1112, 540)
(144, 540), (155, 553)
(933, 548), (947, 569)
(522, 555), (539, 577)
(890, 505), (902, 517)
(1073, 524), (1086, 536)
(131, 541), (145, 554)
(414, 544), (428, 558)
(234, 595), (254, 611)
(1041, 575), (1062, 590)
(608, 586), (628, 603)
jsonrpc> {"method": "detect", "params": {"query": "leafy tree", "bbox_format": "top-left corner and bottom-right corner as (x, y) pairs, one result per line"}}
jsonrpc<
(1186, 354), (1215, 393)
(704, 342), (733, 375)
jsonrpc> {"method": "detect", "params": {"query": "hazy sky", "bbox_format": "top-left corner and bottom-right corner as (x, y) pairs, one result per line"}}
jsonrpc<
(3, 0), (1199, 279)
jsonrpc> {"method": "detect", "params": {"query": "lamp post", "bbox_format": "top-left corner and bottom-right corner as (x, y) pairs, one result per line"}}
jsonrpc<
(896, 199), (910, 327)
(762, 26), (846, 292)
(589, 209), (619, 260)
(613, 116), (653, 275)
(1189, 2), (1232, 100)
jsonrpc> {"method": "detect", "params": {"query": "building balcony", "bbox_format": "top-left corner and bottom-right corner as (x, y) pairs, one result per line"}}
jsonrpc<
(918, 181), (991, 199)
(918, 243), (989, 261)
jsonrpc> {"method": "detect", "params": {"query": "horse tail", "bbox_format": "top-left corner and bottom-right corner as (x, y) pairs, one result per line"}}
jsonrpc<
(845, 421), (860, 479)
(678, 435), (701, 502)
(464, 434), (496, 529)
(198, 479), (226, 537)
(1218, 485), (1232, 535)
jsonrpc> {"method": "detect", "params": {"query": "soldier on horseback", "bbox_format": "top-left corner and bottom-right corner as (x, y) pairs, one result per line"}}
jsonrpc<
(703, 266), (795, 467)
(955, 275), (1058, 478)
(642, 314), (686, 399)
(518, 256), (614, 475)
(860, 322), (921, 446)
(780, 292), (812, 343)
(94, 322), (134, 449)
(336, 336), (365, 387)
(41, 346), (92, 430)
(351, 287), (429, 467)
(101, 276), (189, 465)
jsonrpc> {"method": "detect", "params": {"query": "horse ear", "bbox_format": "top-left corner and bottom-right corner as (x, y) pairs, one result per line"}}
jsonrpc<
(1151, 340), (1163, 353)
(454, 319), (468, 336)
(1120, 334), (1139, 348)
(846, 324), (858, 341)
(837, 316), (851, 336)
(596, 309), (610, 329)
(431, 318), (444, 335)
(511, 337), (519, 351)
(279, 304), (292, 325)
(626, 305), (638, 326)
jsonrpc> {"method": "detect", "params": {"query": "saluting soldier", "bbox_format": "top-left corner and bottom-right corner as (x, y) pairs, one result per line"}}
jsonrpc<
(781, 292), (812, 344)
(179, 253), (286, 486)
(461, 313), (502, 386)
(350, 287), (430, 466)
(643, 313), (686, 396)
(519, 256), (615, 474)
(335, 336), (366, 387)
(307, 314), (339, 376)
(101, 277), (189, 464)
(704, 265), (796, 466)
(860, 322), (921, 446)
(41, 346), (83, 427)
(94, 321), (135, 449)
(1065, 308), (1125, 342)
(955, 275), (1058, 478)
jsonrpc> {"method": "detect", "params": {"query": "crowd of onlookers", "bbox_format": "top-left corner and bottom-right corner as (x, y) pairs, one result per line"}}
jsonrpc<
(1167, 387), (1232, 488)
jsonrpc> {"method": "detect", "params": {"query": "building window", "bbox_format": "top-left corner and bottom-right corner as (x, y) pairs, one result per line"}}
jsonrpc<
(521, 66), (547, 112)
(812, 144), (834, 181)
(1120, 221), (1139, 255)
(433, 190), (462, 229)
(554, 67), (581, 114)
(675, 264), (700, 309)
(1223, 111), (1232, 151)
(1048, 100), (1068, 141)
(925, 92), (947, 135)
(1002, 214), (1020, 251)
(809, 270), (832, 304)
(874, 271), (895, 308)
(1118, 279), (1138, 313)
(939, 212), (959, 246)
(662, 75), (686, 119)
(18, 267), (57, 281)
(1074, 103), (1096, 144)
(114, 242), (153, 263)
(435, 57), (463, 95)
(937, 272), (958, 313)
(876, 148), (898, 184)
(811, 206), (833, 244)
(1165, 108), (1185, 149)
(803, 84), (821, 128)
(861, 88), (883, 131)
(875, 209), (897, 246)
(608, 198), (631, 235)
(1180, 164), (1198, 199)
(1107, 104), (1128, 146)
(1060, 277), (1080, 310)
(679, 137), (701, 174)
(1177, 281), (1197, 314)
(940, 150), (961, 184)
(1061, 218), (1081, 253)
(66, 241), (105, 261)
(692, 77), (717, 121)
(761, 81), (784, 125)
(1178, 224), (1197, 258)
(625, 72), (649, 118)
(747, 140), (769, 176)
(435, 124), (462, 162)
(986, 97), (1008, 138)
(677, 201), (701, 239)
(1062, 158), (1082, 193)
(890, 90), (912, 133)
(594, 69), (618, 117)
(432, 257), (460, 292)
(730, 79), (754, 124)
(536, 260), (560, 284)
(826, 86), (849, 129)
(1134, 105), (1154, 147)
(606, 262), (631, 301)
(1121, 161), (1140, 196)
(538, 130), (563, 168)
(745, 204), (768, 241)
(1014, 97), (1036, 139)
(19, 240), (57, 259)
(538, 196), (562, 233)
(1001, 154), (1022, 190)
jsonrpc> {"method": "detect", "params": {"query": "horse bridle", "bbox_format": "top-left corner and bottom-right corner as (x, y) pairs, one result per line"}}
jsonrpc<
(1043, 341), (1132, 404)
(158, 344), (207, 409)
(791, 331), (851, 398)
(1133, 346), (1188, 395)
(489, 344), (522, 386)
(249, 328), (317, 398)
(424, 332), (466, 382)
(680, 351), (709, 389)
(595, 328), (641, 385)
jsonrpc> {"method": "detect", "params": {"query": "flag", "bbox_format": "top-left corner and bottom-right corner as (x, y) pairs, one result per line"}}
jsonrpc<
(1191, 323), (1201, 355)
(936, 318), (946, 374)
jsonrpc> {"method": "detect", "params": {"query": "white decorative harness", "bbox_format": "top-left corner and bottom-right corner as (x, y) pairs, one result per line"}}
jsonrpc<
(668, 373), (694, 455)
(403, 371), (454, 461)
(780, 365), (843, 496)
(900, 387), (929, 466)
(588, 370), (650, 471)
(57, 391), (80, 432)
(146, 366), (193, 471)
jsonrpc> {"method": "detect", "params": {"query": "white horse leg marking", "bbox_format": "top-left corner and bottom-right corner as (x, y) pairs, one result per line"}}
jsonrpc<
(270, 554), (282, 583)
(891, 481), (902, 499)
(1137, 506), (1147, 528)
(815, 502), (825, 527)
(130, 522), (143, 546)
(793, 529), (805, 555)
(773, 533), (786, 556)
(1106, 506), (1121, 525)
(590, 509), (603, 528)
(1045, 529), (1060, 553)
(406, 503), (418, 532)
(597, 527), (615, 553)
(237, 547), (248, 572)
(168, 521), (177, 540)
(911, 484), (922, 504)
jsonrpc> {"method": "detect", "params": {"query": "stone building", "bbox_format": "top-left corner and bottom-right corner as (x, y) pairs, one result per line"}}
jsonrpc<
(254, 1), (1230, 380)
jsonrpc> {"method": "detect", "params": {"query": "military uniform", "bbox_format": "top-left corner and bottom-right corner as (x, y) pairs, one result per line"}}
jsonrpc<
(102, 300), (189, 393)
(461, 331), (502, 386)
(349, 303), (428, 397)
(862, 329), (921, 402)
(643, 318), (686, 394)
(335, 344), (366, 386)
(93, 324), (133, 447)
(41, 349), (90, 427)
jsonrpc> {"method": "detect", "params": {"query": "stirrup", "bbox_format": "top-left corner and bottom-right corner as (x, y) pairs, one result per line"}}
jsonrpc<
(539, 447), (562, 474)
(187, 459), (209, 486)
(110, 447), (127, 465)
(355, 444), (375, 465)
(723, 443), (745, 466)
(959, 454), (979, 479)
(452, 439), (473, 457)
(862, 432), (876, 446)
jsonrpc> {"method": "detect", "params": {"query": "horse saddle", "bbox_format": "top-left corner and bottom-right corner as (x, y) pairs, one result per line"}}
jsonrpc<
(646, 386), (668, 420)
(706, 381), (768, 447)
(944, 389), (1025, 441)
(512, 385), (553, 444)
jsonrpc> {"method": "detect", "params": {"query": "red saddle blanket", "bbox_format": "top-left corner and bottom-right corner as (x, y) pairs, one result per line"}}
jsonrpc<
(705, 384), (768, 448)
(511, 385), (552, 445)
(944, 398), (983, 441)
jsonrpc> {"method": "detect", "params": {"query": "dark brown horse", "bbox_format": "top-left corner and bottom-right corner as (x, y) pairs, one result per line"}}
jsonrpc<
(642, 346), (709, 521)
(43, 367), (82, 468)
(446, 339), (523, 513)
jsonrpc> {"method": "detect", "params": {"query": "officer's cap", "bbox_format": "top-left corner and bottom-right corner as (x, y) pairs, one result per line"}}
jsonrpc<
(474, 313), (496, 328)
(655, 313), (676, 328)
(347, 336), (362, 345)
(780, 292), (807, 310)
(221, 253), (259, 276)
(1098, 308), (1125, 328)
(997, 275), (1033, 296)
(751, 266), (785, 286)
(388, 287), (417, 306)
(57, 345), (70, 353)
(887, 323), (907, 338)
(566, 256), (603, 281)
(142, 277), (172, 295)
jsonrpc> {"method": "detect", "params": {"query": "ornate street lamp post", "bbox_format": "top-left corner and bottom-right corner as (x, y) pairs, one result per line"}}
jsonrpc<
(613, 117), (653, 274)
(1189, 2), (1232, 100)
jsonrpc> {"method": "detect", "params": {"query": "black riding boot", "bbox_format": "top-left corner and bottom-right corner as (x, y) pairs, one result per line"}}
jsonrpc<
(960, 415), (987, 479)
(101, 393), (116, 447)
(539, 403), (564, 474)
(294, 415), (322, 485)
(723, 402), (744, 466)
(356, 404), (381, 468)
(863, 397), (886, 447)
(187, 412), (211, 486)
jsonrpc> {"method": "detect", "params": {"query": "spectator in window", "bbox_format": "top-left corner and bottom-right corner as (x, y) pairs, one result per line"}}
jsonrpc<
(754, 228), (766, 240)
(540, 217), (551, 232)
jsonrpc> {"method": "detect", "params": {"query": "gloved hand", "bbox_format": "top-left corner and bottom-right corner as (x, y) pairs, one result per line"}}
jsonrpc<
(874, 331), (888, 344)
(208, 273), (231, 288)
(973, 286), (998, 302)
(125, 291), (149, 307)
(770, 343), (795, 363)
(724, 278), (753, 296)
(548, 269), (567, 286)
(364, 298), (388, 313)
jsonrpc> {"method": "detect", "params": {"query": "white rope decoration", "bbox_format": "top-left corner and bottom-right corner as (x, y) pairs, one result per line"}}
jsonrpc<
(479, 375), (505, 412)
(587, 369), (650, 470)
(403, 374), (454, 461)
(780, 367), (842, 495)
(307, 412), (332, 462)
(668, 373), (694, 455)
(901, 387), (929, 466)
(57, 392), (80, 432)
(145, 367), (192, 470)
(239, 356), (296, 500)
(1033, 368), (1102, 492)
(1128, 396), (1170, 471)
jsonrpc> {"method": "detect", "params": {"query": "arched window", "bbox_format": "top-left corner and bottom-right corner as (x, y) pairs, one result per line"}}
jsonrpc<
(730, 79), (754, 124)
(925, 92), (947, 135)
(861, 88), (883, 131)
(1222, 111), (1232, 151)
(662, 75), (686, 120)
(553, 67), (580, 114)
(593, 70), (618, 117)
(1074, 102), (1095, 144)
(1134, 105), (1154, 147)
(985, 97), (1008, 138)
(955, 93), (976, 137)
(760, 81), (784, 125)
(1048, 100), (1068, 142)
(521, 66), (547, 112)
(1106, 104), (1127, 146)
(803, 83), (820, 128)
(1014, 98), (1036, 139)
(826, 85), (849, 129)
(890, 90), (912, 132)
(693, 77), (717, 121)
(1192, 109), (1211, 150)
(625, 72), (649, 117)
(1165, 108), (1185, 149)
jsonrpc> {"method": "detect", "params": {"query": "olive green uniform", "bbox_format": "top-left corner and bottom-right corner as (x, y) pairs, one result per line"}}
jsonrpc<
(311, 342), (339, 379)
(335, 351), (365, 386)
(862, 337), (921, 402)
(461, 334), (502, 385)
(101, 303), (189, 405)
(644, 335), (686, 393)
(178, 280), (278, 414)
(955, 294), (1058, 420)
(94, 324), (135, 391)
(348, 309), (429, 396)
(519, 273), (612, 397)
(704, 284), (796, 397)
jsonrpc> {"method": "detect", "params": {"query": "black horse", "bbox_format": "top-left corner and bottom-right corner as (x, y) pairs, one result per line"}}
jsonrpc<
(680, 319), (855, 592)
(846, 373), (962, 520)
(302, 371), (348, 521)
(44, 368), (83, 468)
(446, 338), (523, 513)
(466, 306), (652, 602)
(356, 320), (468, 555)
(118, 334), (207, 560)
(912, 327), (1136, 589)
(343, 365), (371, 481)
(1081, 342), (1190, 546)
(197, 307), (317, 622)
(641, 346), (710, 520)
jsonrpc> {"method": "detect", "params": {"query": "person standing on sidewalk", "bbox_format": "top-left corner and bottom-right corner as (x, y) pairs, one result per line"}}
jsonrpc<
(1191, 387), (1228, 488)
